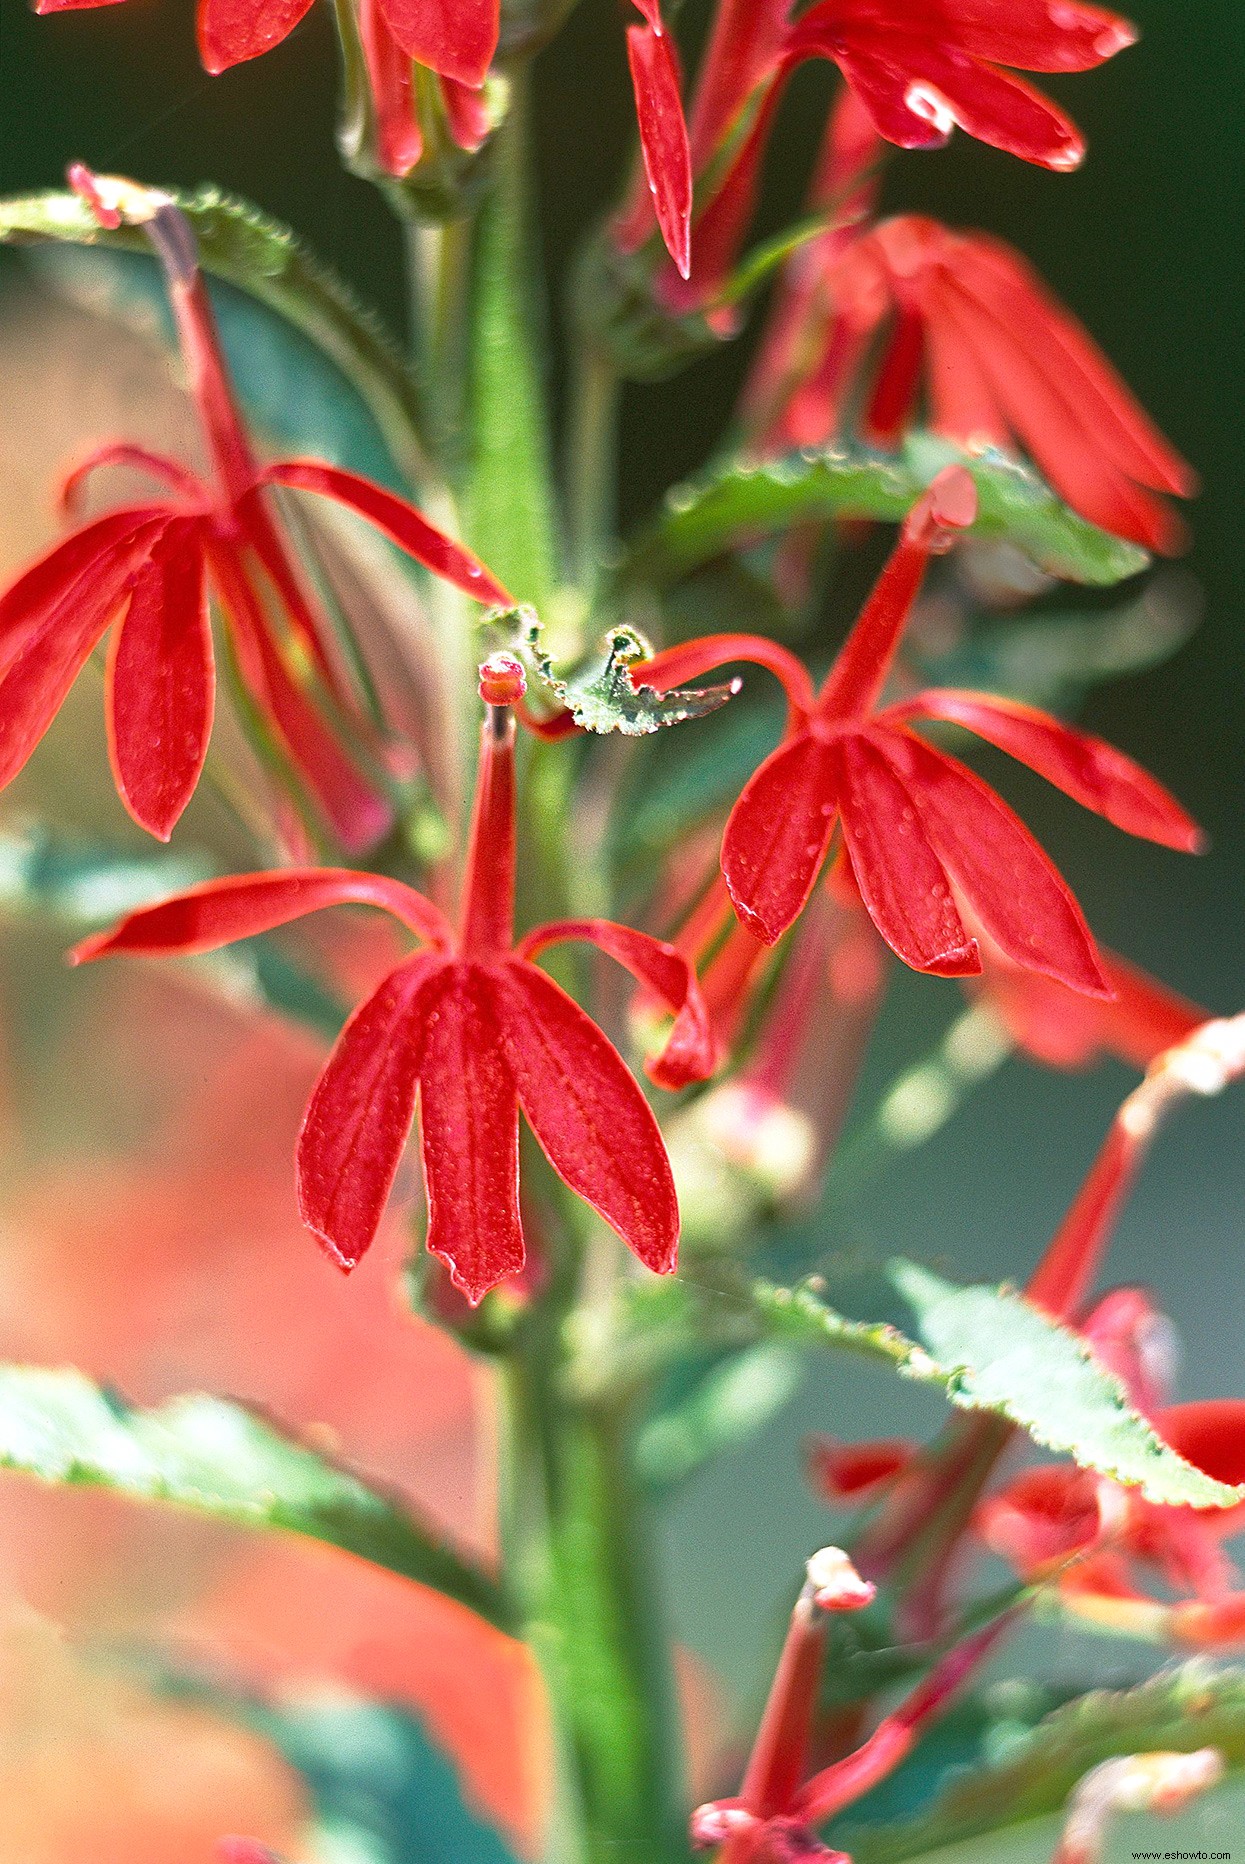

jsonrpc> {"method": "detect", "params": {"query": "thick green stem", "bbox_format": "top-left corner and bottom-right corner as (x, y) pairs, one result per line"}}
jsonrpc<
(500, 1330), (689, 1864)
(566, 339), (620, 595)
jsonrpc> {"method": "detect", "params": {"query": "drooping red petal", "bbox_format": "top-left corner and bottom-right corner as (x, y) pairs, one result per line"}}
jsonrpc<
(297, 955), (441, 1270)
(888, 690), (1203, 853)
(1156, 1403), (1245, 1506)
(0, 514), (167, 791)
(808, 1436), (917, 1502)
(378, 0), (499, 89)
(626, 2), (693, 281)
(196, 0), (316, 72)
(722, 732), (840, 946)
(929, 0), (1137, 74)
(263, 460), (512, 606)
(60, 441), (207, 513)
(493, 958), (680, 1275)
(637, 632), (816, 719)
(835, 730), (980, 976)
(517, 917), (716, 1088)
(976, 1464), (1104, 1574)
(70, 867), (452, 965)
(34, 0), (127, 11)
(416, 964), (526, 1304)
(923, 277), (1010, 446)
(105, 520), (213, 842)
(883, 728), (1109, 996)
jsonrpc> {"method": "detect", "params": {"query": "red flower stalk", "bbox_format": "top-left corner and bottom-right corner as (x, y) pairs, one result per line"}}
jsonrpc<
(637, 469), (1200, 992)
(71, 662), (714, 1302)
(745, 215), (1196, 553)
(690, 1545), (1016, 1861)
(0, 170), (509, 847)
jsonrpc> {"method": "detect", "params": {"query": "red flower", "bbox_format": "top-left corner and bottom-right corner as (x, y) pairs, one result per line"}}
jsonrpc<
(0, 173), (509, 848)
(636, 468), (1200, 993)
(747, 214), (1196, 553)
(71, 663), (714, 1302)
(787, 0), (1136, 172)
(36, 0), (501, 87)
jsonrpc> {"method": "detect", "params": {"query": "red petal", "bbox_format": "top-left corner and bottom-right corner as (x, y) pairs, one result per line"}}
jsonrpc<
(884, 729), (1109, 996)
(106, 521), (213, 841)
(1157, 1402), (1245, 1499)
(297, 955), (441, 1270)
(808, 1436), (917, 1502)
(637, 632), (816, 718)
(626, 7), (693, 280)
(378, 0), (499, 88)
(196, 0), (316, 72)
(517, 917), (716, 1088)
(977, 1465), (1103, 1573)
(0, 514), (167, 791)
(262, 461), (512, 606)
(70, 867), (452, 965)
(836, 732), (980, 976)
(889, 690), (1203, 853)
(417, 964), (525, 1304)
(722, 733), (840, 946)
(34, 0), (127, 10)
(929, 0), (1137, 73)
(493, 958), (679, 1274)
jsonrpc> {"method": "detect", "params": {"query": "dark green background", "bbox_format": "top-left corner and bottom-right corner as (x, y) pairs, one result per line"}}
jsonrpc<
(1, 0), (1242, 1692)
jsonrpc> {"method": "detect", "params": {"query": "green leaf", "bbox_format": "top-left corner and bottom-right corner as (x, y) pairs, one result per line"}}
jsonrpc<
(252, 1695), (521, 1864)
(887, 1261), (1243, 1509)
(0, 1366), (513, 1631)
(0, 186), (426, 484)
(506, 607), (737, 736)
(626, 437), (1149, 588)
(609, 1265), (1242, 1508)
(840, 1663), (1245, 1864)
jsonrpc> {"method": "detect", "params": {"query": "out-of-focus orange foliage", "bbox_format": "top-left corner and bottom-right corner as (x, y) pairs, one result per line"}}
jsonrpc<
(0, 1606), (308, 1864)
(0, 962), (549, 1851)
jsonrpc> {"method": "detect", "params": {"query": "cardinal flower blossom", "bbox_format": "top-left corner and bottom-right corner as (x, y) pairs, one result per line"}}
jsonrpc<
(746, 213), (1196, 553)
(0, 172), (510, 847)
(72, 660), (714, 1303)
(636, 468), (1200, 993)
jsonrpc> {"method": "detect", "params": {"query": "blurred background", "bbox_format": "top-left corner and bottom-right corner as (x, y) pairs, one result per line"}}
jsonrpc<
(0, 0), (1242, 1855)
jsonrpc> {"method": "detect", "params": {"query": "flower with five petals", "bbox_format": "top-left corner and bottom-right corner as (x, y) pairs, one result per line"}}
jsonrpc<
(71, 661), (714, 1302)
(636, 467), (1201, 993)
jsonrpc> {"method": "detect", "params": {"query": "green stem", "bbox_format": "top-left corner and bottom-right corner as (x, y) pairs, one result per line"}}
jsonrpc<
(566, 339), (620, 595)
(406, 213), (474, 466)
(500, 1328), (689, 1864)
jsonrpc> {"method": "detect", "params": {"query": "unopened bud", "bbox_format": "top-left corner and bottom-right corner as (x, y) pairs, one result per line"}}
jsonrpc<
(904, 464), (977, 553)
(690, 1801), (757, 1849)
(479, 652), (527, 708)
(1054, 1749), (1224, 1864)
(804, 1546), (876, 1612)
(67, 163), (173, 230)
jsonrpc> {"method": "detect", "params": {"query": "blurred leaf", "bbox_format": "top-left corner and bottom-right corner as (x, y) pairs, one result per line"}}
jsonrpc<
(634, 1343), (806, 1490)
(626, 437), (1149, 588)
(0, 187), (426, 485)
(0, 1366), (513, 1630)
(510, 608), (737, 735)
(838, 1663), (1245, 1863)
(466, 108), (559, 611)
(912, 573), (1199, 713)
(607, 1267), (1241, 1507)
(252, 1695), (520, 1864)
(0, 822), (346, 1043)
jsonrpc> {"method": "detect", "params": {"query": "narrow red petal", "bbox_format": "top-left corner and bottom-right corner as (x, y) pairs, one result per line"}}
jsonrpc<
(637, 633), (816, 718)
(518, 917), (716, 1088)
(262, 460), (512, 606)
(196, 0), (315, 70)
(70, 867), (452, 965)
(1157, 1402), (1245, 1499)
(0, 507), (167, 677)
(930, 0), (1137, 74)
(889, 690), (1203, 852)
(35, 0), (127, 11)
(106, 521), (213, 842)
(297, 955), (441, 1270)
(884, 729), (1110, 996)
(808, 1436), (917, 1502)
(836, 731), (980, 976)
(493, 958), (680, 1275)
(722, 733), (840, 946)
(377, 0), (499, 88)
(417, 964), (525, 1304)
(626, 10), (693, 280)
(0, 516), (167, 791)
